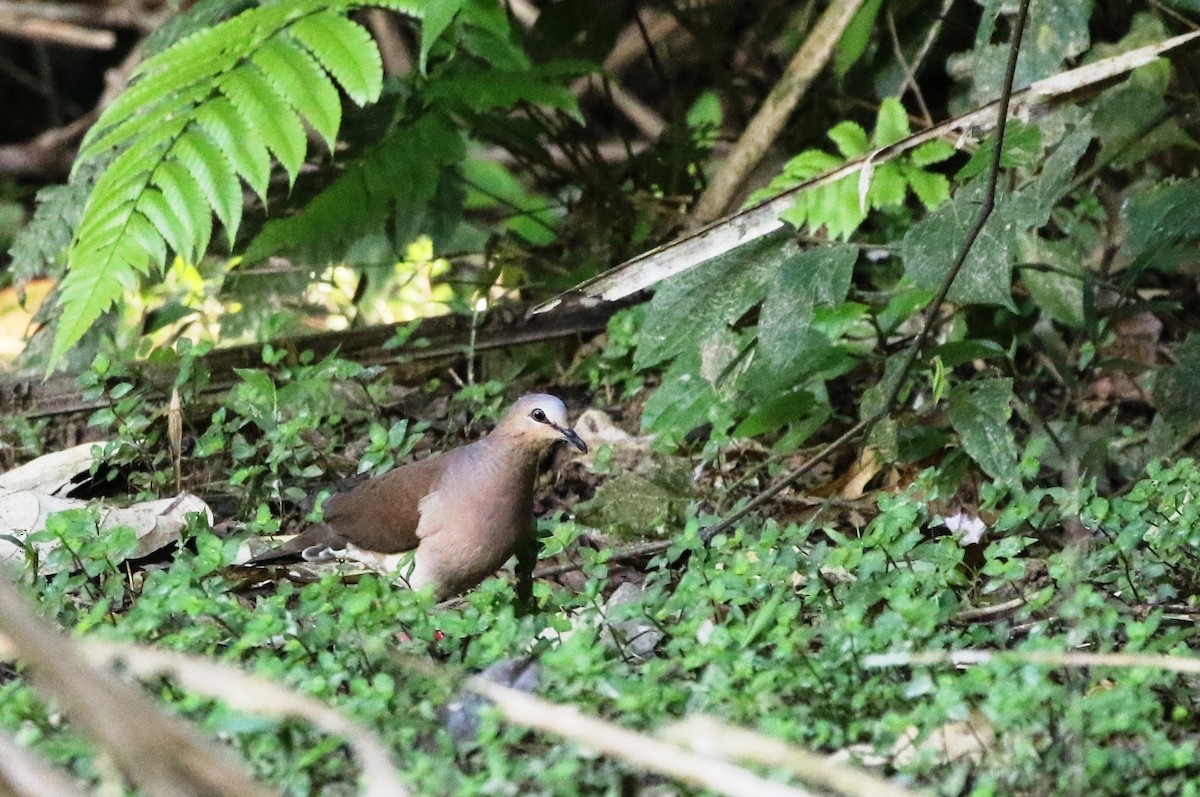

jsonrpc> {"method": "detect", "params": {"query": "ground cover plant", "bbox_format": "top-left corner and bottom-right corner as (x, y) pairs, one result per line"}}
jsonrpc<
(4, 0), (1200, 795)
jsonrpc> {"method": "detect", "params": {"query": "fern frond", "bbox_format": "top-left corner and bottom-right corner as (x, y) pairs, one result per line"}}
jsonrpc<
(243, 114), (465, 264)
(52, 0), (422, 369)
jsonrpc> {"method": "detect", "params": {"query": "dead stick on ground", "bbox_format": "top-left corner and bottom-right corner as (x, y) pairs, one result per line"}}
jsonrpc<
(689, 0), (864, 227)
(0, 575), (276, 797)
(472, 679), (819, 797)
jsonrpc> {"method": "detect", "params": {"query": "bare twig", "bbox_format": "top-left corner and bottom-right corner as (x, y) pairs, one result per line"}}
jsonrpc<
(664, 715), (922, 797)
(0, 575), (275, 797)
(689, 0), (865, 226)
(364, 9), (411, 77)
(887, 10), (932, 126)
(471, 679), (818, 797)
(0, 730), (91, 797)
(0, 14), (115, 49)
(897, 0), (956, 100)
(534, 27), (1200, 313)
(864, 648), (1200, 675)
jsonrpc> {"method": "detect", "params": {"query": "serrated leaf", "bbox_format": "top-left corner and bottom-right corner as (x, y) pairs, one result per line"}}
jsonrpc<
(151, 160), (213, 260)
(947, 377), (1019, 485)
(251, 35), (342, 151)
(903, 166), (950, 210)
(220, 65), (308, 183)
(291, 12), (382, 106)
(758, 245), (857, 370)
(136, 189), (191, 262)
(873, 97), (910, 147)
(173, 129), (243, 244)
(196, 96), (271, 200)
(868, 162), (907, 207)
(827, 121), (869, 159)
(910, 139), (956, 167)
(52, 242), (150, 369)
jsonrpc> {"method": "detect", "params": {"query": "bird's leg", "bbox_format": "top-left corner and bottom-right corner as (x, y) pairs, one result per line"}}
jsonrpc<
(513, 532), (542, 615)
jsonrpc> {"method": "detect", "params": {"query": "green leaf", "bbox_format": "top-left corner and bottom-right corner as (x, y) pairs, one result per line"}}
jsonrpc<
(251, 35), (342, 151)
(1153, 334), (1200, 435)
(150, 160), (212, 260)
(426, 66), (579, 114)
(290, 12), (382, 106)
(196, 96), (272, 200)
(834, 0), (883, 76)
(947, 377), (1019, 485)
(901, 166), (949, 210)
(634, 233), (782, 370)
(220, 65), (308, 184)
(172, 129), (243, 244)
(828, 122), (869, 159)
(732, 391), (818, 438)
(137, 188), (191, 262)
(910, 140), (956, 167)
(1122, 178), (1200, 258)
(51, 237), (150, 369)
(243, 114), (466, 264)
(873, 97), (910, 147)
(420, 0), (463, 72)
(957, 122), (1042, 181)
(902, 176), (1017, 309)
(758, 245), (857, 370)
(868, 162), (907, 207)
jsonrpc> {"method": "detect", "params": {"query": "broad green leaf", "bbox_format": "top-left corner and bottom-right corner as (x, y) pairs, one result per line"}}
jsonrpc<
(1154, 334), (1200, 434)
(947, 377), (1019, 485)
(957, 122), (1043, 180)
(834, 0), (883, 76)
(1122, 178), (1200, 258)
(758, 245), (857, 370)
(902, 176), (1017, 309)
(419, 0), (463, 72)
(633, 233), (782, 370)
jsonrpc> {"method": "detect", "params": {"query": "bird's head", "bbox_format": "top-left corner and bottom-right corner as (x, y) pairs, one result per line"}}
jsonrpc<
(498, 394), (588, 453)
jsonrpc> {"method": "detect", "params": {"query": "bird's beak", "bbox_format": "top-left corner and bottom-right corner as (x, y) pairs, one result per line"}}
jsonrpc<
(554, 425), (588, 454)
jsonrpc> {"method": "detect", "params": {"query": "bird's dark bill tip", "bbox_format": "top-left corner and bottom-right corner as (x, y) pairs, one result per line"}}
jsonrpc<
(561, 428), (587, 454)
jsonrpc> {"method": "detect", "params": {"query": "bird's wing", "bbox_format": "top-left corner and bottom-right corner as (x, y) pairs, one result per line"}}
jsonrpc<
(321, 454), (446, 553)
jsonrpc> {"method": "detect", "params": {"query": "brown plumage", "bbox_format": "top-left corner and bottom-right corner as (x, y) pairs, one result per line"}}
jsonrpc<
(246, 394), (586, 598)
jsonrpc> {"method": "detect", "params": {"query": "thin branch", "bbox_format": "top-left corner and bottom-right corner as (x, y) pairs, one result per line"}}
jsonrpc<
(0, 14), (115, 49)
(663, 715), (920, 797)
(689, 0), (865, 226)
(471, 679), (819, 797)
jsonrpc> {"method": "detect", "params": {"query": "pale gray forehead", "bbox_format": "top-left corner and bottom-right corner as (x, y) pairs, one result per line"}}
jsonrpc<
(515, 394), (568, 423)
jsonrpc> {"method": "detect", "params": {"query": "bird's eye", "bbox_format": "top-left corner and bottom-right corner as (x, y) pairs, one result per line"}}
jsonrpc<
(530, 408), (547, 423)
